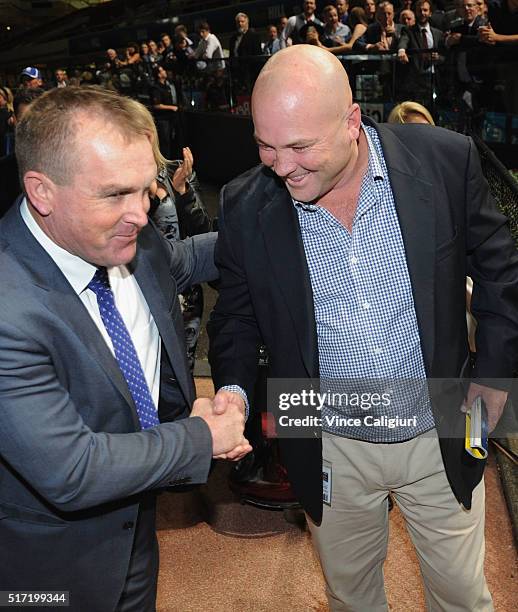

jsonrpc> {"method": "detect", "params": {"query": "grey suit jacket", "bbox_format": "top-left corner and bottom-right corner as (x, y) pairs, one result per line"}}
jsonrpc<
(0, 201), (218, 610)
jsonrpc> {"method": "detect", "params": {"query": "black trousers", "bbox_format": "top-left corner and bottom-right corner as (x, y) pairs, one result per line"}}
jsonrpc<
(116, 495), (159, 612)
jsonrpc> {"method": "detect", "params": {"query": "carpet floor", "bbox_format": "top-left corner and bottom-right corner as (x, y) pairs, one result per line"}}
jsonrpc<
(155, 379), (517, 612)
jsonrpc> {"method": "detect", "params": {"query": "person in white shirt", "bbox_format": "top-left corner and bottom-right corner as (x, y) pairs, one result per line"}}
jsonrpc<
(281, 0), (324, 47)
(54, 69), (68, 88)
(264, 24), (282, 55)
(192, 21), (225, 71)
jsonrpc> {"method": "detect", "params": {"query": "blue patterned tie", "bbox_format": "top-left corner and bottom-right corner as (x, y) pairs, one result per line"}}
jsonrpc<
(88, 267), (160, 429)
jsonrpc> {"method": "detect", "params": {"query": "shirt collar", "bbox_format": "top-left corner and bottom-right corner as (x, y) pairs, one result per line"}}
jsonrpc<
(20, 197), (97, 295)
(292, 123), (385, 211)
(362, 123), (385, 181)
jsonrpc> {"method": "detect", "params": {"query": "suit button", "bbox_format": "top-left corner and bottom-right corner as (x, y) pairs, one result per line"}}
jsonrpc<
(123, 521), (134, 530)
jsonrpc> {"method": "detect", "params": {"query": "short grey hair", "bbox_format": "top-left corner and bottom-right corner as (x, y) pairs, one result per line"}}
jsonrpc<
(16, 85), (165, 186)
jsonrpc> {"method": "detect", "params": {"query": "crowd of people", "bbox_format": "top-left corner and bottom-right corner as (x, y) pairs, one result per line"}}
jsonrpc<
(76, 0), (518, 112)
(0, 0), (515, 219)
(1, 1), (515, 116)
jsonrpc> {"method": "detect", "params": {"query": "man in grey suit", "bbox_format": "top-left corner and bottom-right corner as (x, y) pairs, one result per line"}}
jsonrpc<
(0, 86), (250, 611)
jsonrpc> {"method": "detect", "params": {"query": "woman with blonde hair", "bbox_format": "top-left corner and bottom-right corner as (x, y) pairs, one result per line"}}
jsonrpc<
(387, 100), (435, 124)
(0, 86), (14, 114)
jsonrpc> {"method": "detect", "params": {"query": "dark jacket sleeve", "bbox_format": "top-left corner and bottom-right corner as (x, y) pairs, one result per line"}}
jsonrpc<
(465, 137), (518, 383)
(207, 184), (262, 400)
(174, 184), (212, 237)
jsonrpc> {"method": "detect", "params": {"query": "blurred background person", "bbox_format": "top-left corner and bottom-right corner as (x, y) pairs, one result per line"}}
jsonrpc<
(148, 39), (163, 65)
(278, 15), (289, 35)
(400, 8), (417, 27)
(0, 87), (13, 156)
(396, 0), (415, 21)
(229, 12), (263, 92)
(363, 0), (377, 24)
(140, 42), (155, 83)
(282, 0), (324, 46)
(174, 24), (197, 50)
(192, 22), (225, 72)
(322, 4), (352, 47)
(324, 6), (369, 53)
(335, 0), (350, 24)
(174, 35), (195, 76)
(150, 64), (183, 159)
(54, 69), (68, 88)
(264, 24), (282, 55)
(360, 1), (403, 52)
(0, 88), (44, 217)
(229, 12), (262, 58)
(19, 66), (43, 89)
(160, 32), (177, 71)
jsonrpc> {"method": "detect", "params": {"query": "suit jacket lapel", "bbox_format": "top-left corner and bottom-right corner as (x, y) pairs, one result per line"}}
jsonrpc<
(131, 251), (194, 404)
(43, 288), (141, 428)
(374, 123), (436, 373)
(2, 203), (193, 423)
(2, 205), (140, 425)
(258, 181), (319, 377)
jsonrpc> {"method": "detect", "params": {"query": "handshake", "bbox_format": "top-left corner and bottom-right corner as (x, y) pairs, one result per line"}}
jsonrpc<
(190, 390), (252, 461)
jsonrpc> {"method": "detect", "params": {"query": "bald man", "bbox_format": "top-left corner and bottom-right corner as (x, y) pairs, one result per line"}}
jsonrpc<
(208, 46), (518, 611)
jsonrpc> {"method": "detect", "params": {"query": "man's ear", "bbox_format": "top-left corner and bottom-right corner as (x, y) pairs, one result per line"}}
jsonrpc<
(23, 172), (56, 216)
(347, 103), (362, 141)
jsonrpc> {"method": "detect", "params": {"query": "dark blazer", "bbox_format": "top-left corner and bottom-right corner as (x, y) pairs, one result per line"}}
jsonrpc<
(208, 119), (518, 524)
(0, 202), (218, 610)
(398, 23), (445, 75)
(451, 15), (485, 48)
(229, 29), (263, 57)
(399, 22), (444, 52)
(358, 22), (403, 51)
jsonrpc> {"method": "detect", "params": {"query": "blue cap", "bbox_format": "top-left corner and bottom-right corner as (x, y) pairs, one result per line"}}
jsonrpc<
(21, 66), (42, 79)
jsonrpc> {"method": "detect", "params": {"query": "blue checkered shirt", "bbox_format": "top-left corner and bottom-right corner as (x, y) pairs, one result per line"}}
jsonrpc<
(295, 124), (435, 442)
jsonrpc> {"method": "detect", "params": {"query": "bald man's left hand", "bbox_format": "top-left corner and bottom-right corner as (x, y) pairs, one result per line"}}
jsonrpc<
(462, 382), (508, 433)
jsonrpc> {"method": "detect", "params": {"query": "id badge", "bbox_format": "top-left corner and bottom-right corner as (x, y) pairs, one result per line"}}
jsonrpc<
(322, 460), (332, 506)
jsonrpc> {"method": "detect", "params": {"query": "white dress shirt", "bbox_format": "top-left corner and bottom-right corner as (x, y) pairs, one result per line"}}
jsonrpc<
(193, 33), (225, 70)
(21, 198), (161, 408)
(420, 23), (434, 49)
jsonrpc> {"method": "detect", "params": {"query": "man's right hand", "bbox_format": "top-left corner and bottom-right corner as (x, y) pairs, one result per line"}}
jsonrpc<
(445, 32), (461, 47)
(190, 397), (251, 458)
(397, 49), (409, 63)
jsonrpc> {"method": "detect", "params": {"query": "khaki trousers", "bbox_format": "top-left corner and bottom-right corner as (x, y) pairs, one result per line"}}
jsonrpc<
(306, 430), (493, 612)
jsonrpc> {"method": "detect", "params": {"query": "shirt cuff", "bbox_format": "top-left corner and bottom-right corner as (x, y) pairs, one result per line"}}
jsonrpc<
(220, 385), (249, 421)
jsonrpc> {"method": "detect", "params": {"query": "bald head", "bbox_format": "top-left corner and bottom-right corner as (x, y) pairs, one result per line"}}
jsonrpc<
(252, 46), (352, 120)
(251, 46), (362, 206)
